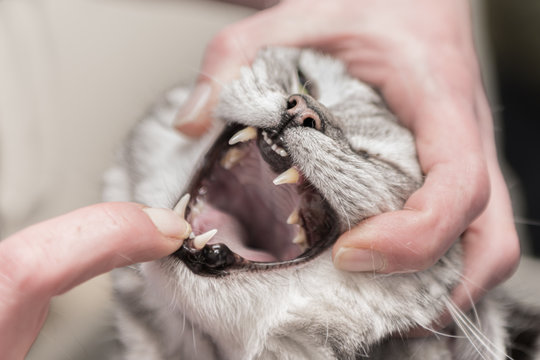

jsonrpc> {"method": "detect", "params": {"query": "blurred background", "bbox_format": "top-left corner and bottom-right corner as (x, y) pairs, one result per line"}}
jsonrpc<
(487, 0), (540, 257)
(0, 0), (538, 358)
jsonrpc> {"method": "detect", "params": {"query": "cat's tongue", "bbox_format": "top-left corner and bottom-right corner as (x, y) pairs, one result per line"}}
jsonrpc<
(190, 204), (277, 262)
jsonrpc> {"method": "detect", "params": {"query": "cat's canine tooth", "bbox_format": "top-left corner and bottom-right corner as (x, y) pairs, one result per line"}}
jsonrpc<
(287, 208), (300, 225)
(228, 126), (257, 145)
(220, 147), (247, 170)
(292, 227), (307, 247)
(193, 229), (218, 250)
(273, 167), (300, 185)
(173, 193), (190, 219)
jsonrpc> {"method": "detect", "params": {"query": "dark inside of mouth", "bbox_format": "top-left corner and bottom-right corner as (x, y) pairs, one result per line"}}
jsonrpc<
(171, 124), (339, 276)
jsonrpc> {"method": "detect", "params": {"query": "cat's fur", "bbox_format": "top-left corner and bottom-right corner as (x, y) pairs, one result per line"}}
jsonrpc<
(104, 48), (540, 359)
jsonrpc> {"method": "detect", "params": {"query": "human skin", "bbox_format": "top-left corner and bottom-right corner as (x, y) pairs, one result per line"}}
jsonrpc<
(0, 203), (190, 359)
(174, 0), (520, 329)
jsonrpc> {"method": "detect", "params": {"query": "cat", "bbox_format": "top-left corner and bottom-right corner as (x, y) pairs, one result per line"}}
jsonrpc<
(103, 47), (540, 359)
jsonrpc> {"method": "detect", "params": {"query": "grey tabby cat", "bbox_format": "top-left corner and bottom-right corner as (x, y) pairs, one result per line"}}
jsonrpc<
(104, 48), (540, 359)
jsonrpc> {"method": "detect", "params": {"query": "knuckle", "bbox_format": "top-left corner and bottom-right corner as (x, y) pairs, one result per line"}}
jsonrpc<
(415, 240), (447, 271)
(468, 158), (491, 216)
(206, 25), (244, 60)
(495, 230), (521, 282)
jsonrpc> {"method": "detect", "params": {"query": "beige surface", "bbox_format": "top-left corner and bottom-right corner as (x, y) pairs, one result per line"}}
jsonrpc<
(0, 0), (253, 237)
(0, 1), (254, 359)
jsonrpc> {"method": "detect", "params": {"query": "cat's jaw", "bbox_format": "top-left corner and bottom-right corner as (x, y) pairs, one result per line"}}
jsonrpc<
(145, 243), (462, 359)
(170, 122), (341, 276)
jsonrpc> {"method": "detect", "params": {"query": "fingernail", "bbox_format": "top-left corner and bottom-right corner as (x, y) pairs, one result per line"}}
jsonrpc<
(334, 247), (385, 272)
(142, 208), (191, 240)
(174, 83), (212, 127)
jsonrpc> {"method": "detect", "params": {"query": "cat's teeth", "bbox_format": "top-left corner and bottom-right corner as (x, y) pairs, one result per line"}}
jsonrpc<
(173, 193), (190, 219)
(220, 147), (247, 170)
(228, 126), (257, 145)
(193, 229), (218, 250)
(287, 208), (300, 225)
(273, 167), (300, 185)
(190, 199), (205, 217)
(262, 131), (273, 145)
(276, 148), (288, 157)
(292, 227), (307, 248)
(262, 131), (288, 157)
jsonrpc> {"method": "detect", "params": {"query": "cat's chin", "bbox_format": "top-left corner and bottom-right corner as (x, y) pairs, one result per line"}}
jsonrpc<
(171, 123), (339, 276)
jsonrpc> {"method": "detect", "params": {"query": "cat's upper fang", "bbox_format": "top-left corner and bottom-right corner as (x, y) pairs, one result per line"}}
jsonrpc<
(229, 126), (257, 145)
(273, 167), (300, 185)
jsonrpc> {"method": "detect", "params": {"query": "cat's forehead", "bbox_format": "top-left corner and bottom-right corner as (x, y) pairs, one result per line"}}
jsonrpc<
(253, 48), (379, 108)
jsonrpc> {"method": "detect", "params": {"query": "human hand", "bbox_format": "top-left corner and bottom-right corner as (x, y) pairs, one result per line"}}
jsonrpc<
(174, 0), (519, 330)
(0, 202), (190, 359)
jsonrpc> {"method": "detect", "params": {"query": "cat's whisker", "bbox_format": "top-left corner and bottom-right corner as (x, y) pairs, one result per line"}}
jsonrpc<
(514, 216), (540, 227)
(229, 126), (257, 145)
(273, 167), (300, 185)
(193, 229), (218, 250)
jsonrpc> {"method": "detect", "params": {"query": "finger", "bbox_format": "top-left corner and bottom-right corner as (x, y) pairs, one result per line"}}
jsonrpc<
(0, 202), (189, 358)
(174, 1), (332, 136)
(445, 92), (520, 325)
(332, 99), (490, 273)
(0, 202), (190, 298)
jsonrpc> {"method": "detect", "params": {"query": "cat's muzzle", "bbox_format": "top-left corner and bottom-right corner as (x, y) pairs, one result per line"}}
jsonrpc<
(171, 121), (338, 277)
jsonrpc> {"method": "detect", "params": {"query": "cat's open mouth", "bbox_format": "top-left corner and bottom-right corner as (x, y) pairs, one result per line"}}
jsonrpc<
(171, 123), (339, 276)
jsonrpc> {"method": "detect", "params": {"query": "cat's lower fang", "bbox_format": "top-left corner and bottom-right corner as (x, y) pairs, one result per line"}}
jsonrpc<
(228, 126), (257, 145)
(220, 147), (247, 170)
(173, 193), (190, 218)
(273, 167), (300, 185)
(193, 229), (218, 250)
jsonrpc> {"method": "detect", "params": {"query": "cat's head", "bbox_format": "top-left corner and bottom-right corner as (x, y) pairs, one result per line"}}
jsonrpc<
(139, 48), (459, 359)
(172, 48), (422, 276)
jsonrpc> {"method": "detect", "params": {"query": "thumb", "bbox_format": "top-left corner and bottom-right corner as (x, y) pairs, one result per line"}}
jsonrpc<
(174, 1), (322, 137)
(173, 49), (247, 137)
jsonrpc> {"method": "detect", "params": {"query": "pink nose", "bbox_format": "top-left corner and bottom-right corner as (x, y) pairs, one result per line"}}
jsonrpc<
(286, 94), (322, 130)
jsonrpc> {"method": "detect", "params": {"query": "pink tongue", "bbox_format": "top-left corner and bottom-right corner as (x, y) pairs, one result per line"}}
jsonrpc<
(190, 204), (277, 262)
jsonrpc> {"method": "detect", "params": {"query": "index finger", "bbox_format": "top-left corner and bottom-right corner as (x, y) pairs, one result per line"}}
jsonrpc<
(0, 202), (189, 298)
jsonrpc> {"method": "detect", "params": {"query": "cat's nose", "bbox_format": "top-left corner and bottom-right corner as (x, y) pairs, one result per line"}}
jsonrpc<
(285, 94), (323, 131)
